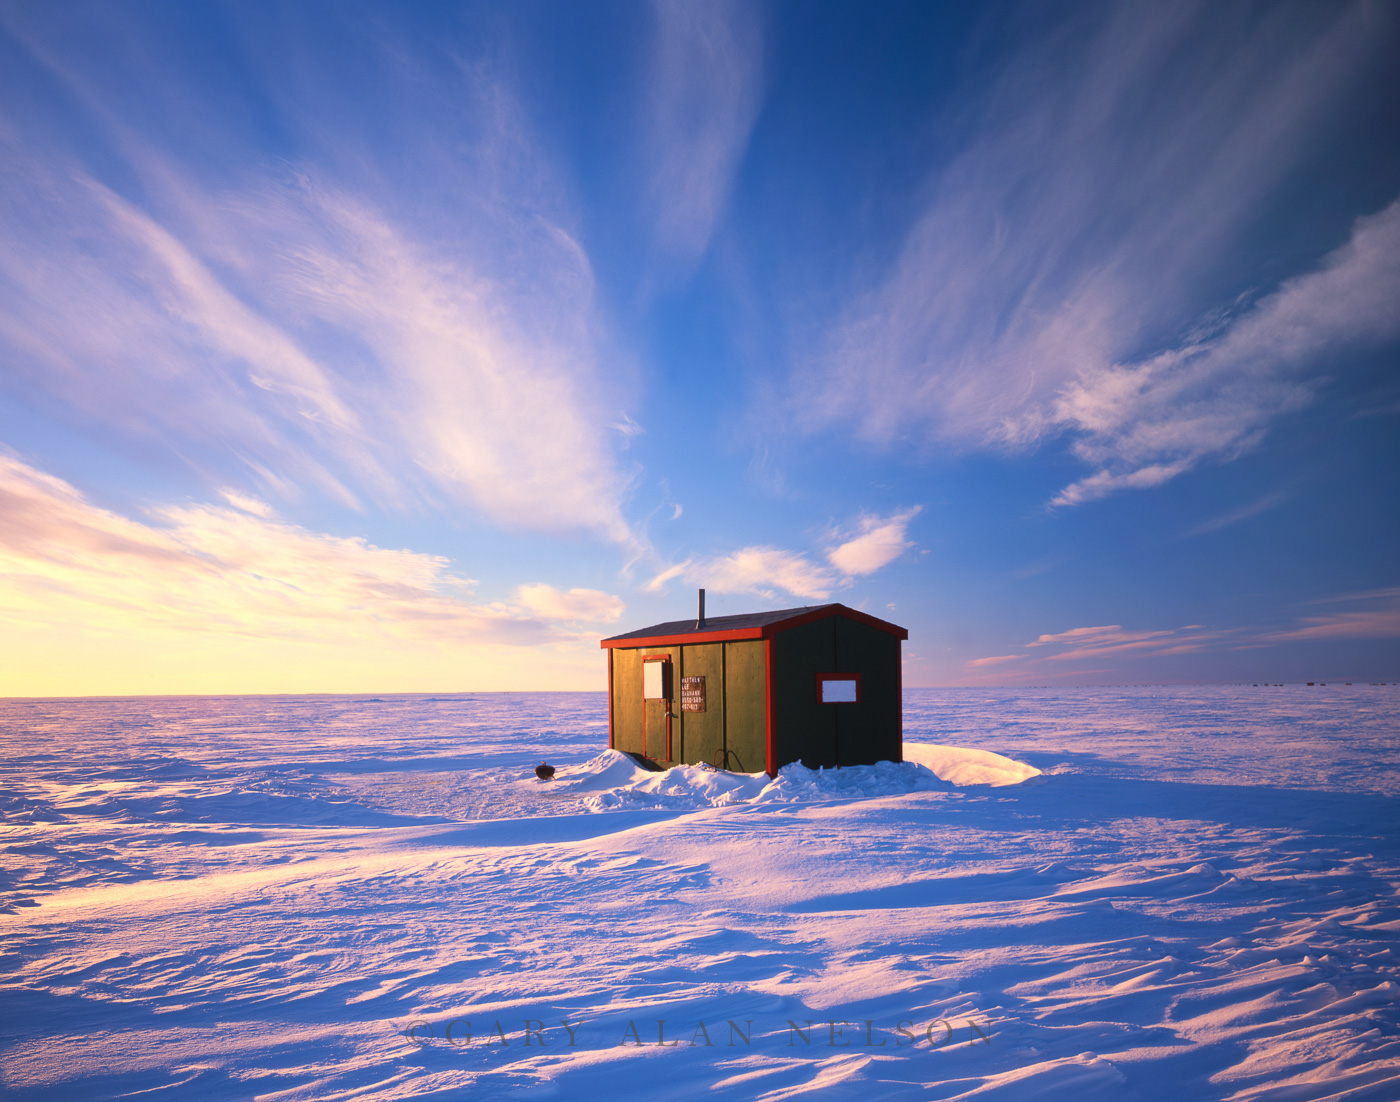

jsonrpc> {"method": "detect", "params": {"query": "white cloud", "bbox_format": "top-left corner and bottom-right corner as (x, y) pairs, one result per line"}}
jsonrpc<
(220, 490), (276, 518)
(698, 546), (836, 602)
(647, 507), (919, 602)
(643, 0), (764, 275)
(651, 547), (835, 602)
(0, 453), (597, 648)
(826, 507), (921, 576)
(1047, 464), (1190, 509)
(802, 3), (1394, 504)
(513, 584), (625, 624)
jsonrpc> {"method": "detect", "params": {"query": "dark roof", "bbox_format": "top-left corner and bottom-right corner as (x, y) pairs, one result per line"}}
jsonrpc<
(601, 602), (908, 648)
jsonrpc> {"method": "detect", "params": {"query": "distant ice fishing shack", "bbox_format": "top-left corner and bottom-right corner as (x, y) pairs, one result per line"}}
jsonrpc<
(600, 590), (907, 776)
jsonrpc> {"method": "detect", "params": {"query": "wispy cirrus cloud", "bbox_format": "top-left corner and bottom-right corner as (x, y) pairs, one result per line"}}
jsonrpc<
(0, 15), (641, 548)
(642, 0), (763, 276)
(267, 185), (639, 543)
(1029, 624), (1224, 662)
(963, 621), (1229, 683)
(1181, 490), (1290, 539)
(1258, 588), (1400, 643)
(966, 654), (1022, 669)
(803, 2), (1397, 505)
(967, 589), (1400, 681)
(0, 163), (369, 508)
(1051, 200), (1400, 506)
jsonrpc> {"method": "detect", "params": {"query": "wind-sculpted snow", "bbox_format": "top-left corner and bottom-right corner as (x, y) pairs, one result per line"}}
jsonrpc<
(1, 686), (1398, 1100)
(555, 749), (958, 811)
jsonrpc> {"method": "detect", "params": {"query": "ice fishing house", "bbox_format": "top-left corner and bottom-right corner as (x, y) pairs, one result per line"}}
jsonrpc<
(600, 591), (907, 775)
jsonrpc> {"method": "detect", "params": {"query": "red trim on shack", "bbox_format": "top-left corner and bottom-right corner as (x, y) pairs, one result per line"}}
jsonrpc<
(600, 603), (908, 649)
(764, 637), (776, 777)
(601, 626), (764, 649)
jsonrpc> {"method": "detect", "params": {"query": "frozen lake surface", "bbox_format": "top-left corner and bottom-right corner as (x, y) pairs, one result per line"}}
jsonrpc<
(2, 686), (1398, 1100)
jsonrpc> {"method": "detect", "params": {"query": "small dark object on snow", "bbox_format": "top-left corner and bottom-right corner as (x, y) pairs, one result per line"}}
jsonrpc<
(535, 762), (556, 780)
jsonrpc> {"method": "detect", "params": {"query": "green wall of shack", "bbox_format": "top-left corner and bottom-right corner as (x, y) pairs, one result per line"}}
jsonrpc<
(611, 640), (766, 772)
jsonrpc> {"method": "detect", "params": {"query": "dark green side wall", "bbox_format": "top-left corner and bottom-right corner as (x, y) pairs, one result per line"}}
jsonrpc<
(771, 617), (902, 769)
(834, 616), (902, 767)
(772, 620), (835, 768)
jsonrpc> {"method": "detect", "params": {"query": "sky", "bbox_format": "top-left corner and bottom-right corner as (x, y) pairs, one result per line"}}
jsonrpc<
(0, 0), (1397, 695)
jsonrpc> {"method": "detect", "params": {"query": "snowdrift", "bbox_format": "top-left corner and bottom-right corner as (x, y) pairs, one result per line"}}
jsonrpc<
(551, 742), (1040, 811)
(903, 741), (1043, 786)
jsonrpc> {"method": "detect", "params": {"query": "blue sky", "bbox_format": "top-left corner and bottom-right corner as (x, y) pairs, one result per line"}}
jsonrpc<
(0, 0), (1397, 693)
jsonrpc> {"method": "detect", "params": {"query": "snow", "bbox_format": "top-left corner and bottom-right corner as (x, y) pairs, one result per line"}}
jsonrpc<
(556, 749), (959, 811)
(2, 685), (1399, 1100)
(903, 743), (1043, 787)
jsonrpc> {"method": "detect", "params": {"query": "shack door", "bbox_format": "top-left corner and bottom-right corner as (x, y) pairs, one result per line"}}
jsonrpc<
(642, 655), (673, 762)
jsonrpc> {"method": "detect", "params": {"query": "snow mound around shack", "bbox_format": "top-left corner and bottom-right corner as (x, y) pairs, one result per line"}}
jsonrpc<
(555, 751), (779, 810)
(551, 746), (1043, 812)
(903, 742), (1043, 786)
